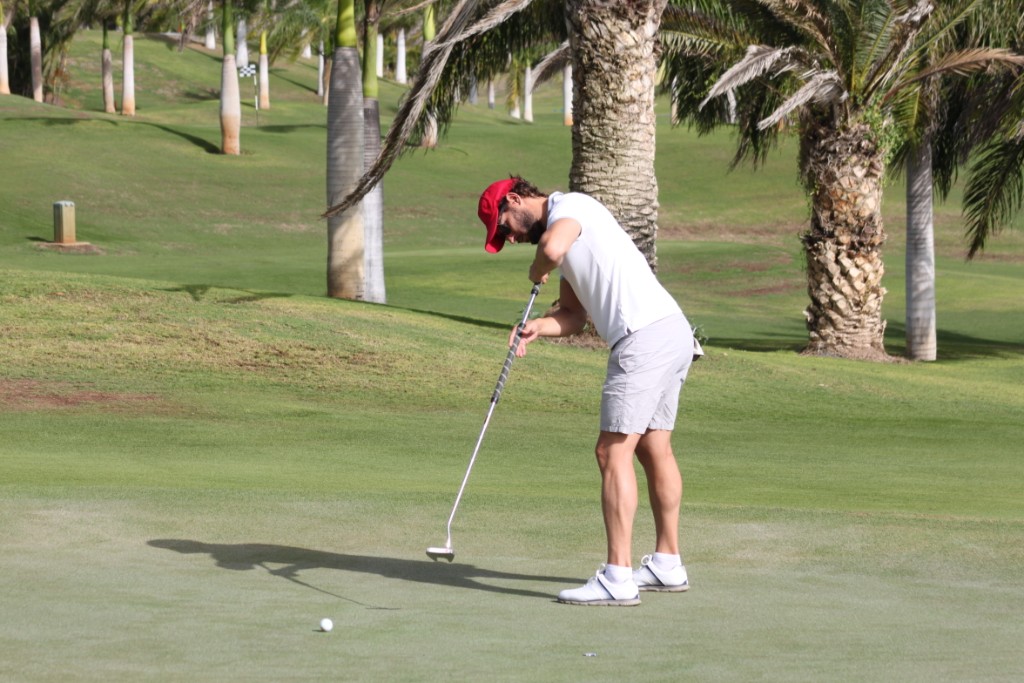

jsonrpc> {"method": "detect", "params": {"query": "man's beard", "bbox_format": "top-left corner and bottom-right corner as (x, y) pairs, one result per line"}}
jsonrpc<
(527, 220), (546, 244)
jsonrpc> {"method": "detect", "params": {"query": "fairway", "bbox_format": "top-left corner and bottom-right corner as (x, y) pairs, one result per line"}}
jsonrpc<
(2, 31), (1024, 682)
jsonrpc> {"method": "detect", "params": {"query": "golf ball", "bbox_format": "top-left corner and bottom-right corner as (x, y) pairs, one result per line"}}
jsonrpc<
(320, 618), (333, 632)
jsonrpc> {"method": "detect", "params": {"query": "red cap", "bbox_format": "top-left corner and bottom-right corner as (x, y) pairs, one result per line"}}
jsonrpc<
(478, 178), (516, 253)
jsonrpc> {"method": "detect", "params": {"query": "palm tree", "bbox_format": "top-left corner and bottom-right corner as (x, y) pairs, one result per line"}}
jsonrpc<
(257, 25), (269, 109)
(325, 0), (365, 299)
(361, 0), (386, 302)
(886, 0), (1024, 361)
(663, 0), (1023, 360)
(120, 0), (136, 115)
(51, 0), (117, 110)
(205, 0), (216, 48)
(29, 8), (41, 101)
(1, 1), (11, 95)
(101, 20), (114, 112)
(220, 0), (241, 154)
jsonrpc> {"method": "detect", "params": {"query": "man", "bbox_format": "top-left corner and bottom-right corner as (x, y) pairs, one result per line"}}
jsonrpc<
(477, 176), (699, 606)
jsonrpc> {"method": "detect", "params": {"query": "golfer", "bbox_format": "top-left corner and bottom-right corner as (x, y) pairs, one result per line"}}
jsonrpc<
(477, 176), (699, 606)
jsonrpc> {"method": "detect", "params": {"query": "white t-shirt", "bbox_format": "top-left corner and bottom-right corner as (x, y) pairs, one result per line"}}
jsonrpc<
(548, 192), (683, 347)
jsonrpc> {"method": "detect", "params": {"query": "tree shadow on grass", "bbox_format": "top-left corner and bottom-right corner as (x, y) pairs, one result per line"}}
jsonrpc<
(138, 122), (220, 154)
(272, 70), (319, 95)
(161, 284), (293, 303)
(708, 323), (1023, 360)
(884, 321), (1024, 361)
(389, 305), (511, 332)
(148, 539), (576, 604)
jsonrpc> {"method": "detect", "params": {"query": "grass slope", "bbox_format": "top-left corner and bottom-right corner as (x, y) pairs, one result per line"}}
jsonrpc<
(1, 31), (1023, 682)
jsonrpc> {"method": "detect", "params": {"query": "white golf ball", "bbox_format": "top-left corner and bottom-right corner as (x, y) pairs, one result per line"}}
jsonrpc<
(320, 618), (333, 632)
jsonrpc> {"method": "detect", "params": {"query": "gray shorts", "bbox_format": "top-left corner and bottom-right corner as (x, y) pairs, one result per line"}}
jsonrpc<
(600, 314), (694, 434)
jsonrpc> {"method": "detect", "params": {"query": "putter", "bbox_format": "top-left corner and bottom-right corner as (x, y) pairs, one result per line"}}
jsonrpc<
(426, 282), (542, 562)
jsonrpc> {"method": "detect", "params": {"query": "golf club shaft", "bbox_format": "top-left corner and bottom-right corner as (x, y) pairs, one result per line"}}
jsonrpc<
(443, 282), (542, 544)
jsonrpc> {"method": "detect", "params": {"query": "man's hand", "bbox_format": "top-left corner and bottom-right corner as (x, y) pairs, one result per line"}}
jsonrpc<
(510, 319), (542, 358)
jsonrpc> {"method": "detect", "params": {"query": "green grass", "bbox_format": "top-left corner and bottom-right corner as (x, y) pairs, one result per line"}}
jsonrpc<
(1, 31), (1023, 682)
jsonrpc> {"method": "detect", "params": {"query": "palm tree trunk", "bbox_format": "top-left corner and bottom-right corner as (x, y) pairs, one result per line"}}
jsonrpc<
(2, 14), (12, 95)
(220, 0), (240, 154)
(101, 25), (115, 113)
(419, 6), (438, 148)
(121, 12), (136, 116)
(326, 46), (365, 299)
(396, 29), (407, 84)
(363, 97), (386, 303)
(220, 55), (241, 154)
(361, 1), (386, 303)
(258, 31), (269, 111)
(205, 1), (216, 50)
(30, 17), (43, 102)
(523, 64), (533, 123)
(375, 34), (383, 78)
(317, 41), (325, 98)
(905, 143), (936, 361)
(236, 18), (249, 68)
(562, 65), (572, 126)
(565, 0), (666, 271)
(802, 122), (889, 359)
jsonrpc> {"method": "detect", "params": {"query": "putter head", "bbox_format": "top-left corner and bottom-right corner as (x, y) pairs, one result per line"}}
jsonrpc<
(426, 546), (455, 562)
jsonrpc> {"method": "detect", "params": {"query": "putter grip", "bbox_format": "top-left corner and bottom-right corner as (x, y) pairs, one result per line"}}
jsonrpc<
(490, 283), (540, 404)
(491, 326), (524, 403)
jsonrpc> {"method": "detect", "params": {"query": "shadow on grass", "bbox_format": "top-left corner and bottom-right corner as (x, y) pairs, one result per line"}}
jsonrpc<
(10, 117), (218, 154)
(704, 323), (1022, 360)
(138, 122), (220, 154)
(704, 336), (806, 354)
(390, 305), (511, 332)
(885, 321), (1024, 361)
(161, 284), (293, 303)
(272, 71), (319, 95)
(148, 539), (576, 604)
(257, 123), (327, 134)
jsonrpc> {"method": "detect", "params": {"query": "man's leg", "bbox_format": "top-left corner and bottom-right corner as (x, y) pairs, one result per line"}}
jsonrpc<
(595, 430), (643, 567)
(556, 430), (644, 605)
(635, 429), (681, 556)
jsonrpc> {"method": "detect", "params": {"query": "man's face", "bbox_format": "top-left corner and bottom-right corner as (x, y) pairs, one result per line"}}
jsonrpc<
(497, 195), (546, 247)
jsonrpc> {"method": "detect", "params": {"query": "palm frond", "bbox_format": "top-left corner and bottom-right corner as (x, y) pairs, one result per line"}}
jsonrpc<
(700, 43), (807, 109)
(962, 134), (1024, 258)
(758, 68), (845, 129)
(662, 2), (761, 57)
(531, 40), (569, 86)
(850, 0), (898, 90)
(883, 47), (1024, 106)
(755, 0), (834, 57)
(860, 0), (932, 99)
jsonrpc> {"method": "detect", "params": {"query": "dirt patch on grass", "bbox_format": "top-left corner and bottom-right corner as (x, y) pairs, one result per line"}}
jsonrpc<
(35, 242), (105, 255)
(0, 379), (164, 412)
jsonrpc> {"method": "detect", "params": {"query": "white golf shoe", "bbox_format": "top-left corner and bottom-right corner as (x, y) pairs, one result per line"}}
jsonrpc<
(557, 566), (641, 606)
(632, 554), (689, 592)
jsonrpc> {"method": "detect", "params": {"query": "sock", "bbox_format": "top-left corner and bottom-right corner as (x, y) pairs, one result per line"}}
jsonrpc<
(653, 552), (682, 570)
(603, 563), (632, 583)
